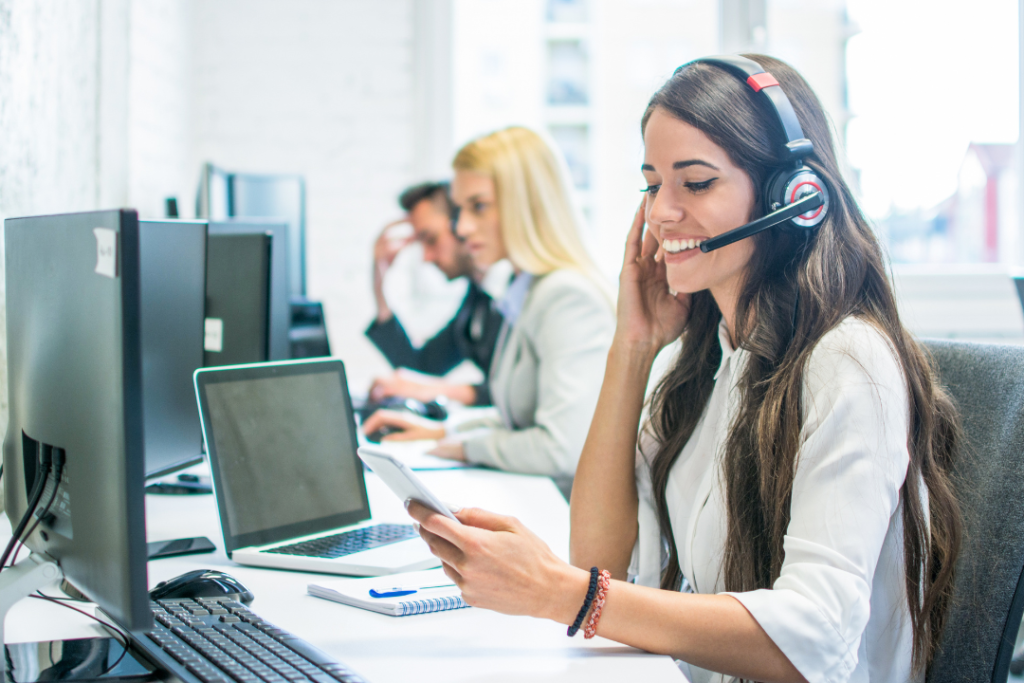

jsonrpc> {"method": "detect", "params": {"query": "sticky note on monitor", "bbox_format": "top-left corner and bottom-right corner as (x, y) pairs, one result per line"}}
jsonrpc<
(205, 318), (224, 353)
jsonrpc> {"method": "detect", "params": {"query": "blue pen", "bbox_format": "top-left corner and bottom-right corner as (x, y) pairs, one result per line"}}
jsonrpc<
(369, 583), (456, 598)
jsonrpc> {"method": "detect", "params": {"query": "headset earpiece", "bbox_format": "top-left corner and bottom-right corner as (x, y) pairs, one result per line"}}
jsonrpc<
(764, 164), (830, 230)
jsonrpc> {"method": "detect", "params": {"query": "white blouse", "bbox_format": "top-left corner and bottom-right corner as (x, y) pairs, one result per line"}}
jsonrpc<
(632, 317), (921, 683)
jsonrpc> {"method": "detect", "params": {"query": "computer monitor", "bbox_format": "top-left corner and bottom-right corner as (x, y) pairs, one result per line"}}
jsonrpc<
(196, 162), (232, 221)
(289, 300), (331, 358)
(230, 174), (305, 298)
(3, 209), (152, 632)
(139, 219), (207, 477)
(196, 163), (306, 297)
(204, 232), (272, 367)
(209, 220), (290, 361)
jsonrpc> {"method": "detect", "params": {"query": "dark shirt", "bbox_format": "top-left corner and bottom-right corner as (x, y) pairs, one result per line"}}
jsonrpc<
(365, 280), (504, 406)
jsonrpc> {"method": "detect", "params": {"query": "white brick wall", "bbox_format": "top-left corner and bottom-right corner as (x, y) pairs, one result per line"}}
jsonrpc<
(189, 0), (454, 390)
(0, 0), (444, 433)
(128, 0), (195, 219)
(0, 0), (104, 436)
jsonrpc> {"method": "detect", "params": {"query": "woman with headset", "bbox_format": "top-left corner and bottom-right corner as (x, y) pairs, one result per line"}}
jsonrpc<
(404, 55), (962, 683)
(362, 127), (615, 480)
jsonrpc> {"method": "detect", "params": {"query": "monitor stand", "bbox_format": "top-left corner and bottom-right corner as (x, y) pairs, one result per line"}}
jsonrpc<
(5, 636), (155, 682)
(0, 552), (62, 666)
(0, 553), (154, 682)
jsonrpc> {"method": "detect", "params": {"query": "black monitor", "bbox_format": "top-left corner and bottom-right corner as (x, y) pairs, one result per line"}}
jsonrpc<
(3, 209), (152, 632)
(138, 219), (207, 477)
(289, 300), (331, 358)
(209, 220), (290, 361)
(204, 232), (272, 367)
(197, 163), (306, 297)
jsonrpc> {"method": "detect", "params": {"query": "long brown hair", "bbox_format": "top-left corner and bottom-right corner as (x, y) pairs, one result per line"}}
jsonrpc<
(641, 55), (962, 672)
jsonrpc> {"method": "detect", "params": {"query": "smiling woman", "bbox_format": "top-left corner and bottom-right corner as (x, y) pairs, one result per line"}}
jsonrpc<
(402, 55), (965, 683)
(639, 109), (757, 331)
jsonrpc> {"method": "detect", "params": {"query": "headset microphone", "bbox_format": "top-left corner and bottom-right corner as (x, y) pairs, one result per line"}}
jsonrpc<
(675, 55), (831, 253)
(700, 191), (823, 253)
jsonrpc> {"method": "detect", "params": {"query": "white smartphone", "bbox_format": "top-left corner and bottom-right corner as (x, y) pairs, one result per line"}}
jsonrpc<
(357, 446), (461, 523)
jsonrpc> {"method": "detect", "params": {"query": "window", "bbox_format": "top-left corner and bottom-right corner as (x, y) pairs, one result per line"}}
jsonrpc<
(452, 0), (1020, 273)
(846, 0), (1019, 264)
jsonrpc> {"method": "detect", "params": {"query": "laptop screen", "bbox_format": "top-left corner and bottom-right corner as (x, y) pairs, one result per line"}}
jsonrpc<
(196, 360), (371, 553)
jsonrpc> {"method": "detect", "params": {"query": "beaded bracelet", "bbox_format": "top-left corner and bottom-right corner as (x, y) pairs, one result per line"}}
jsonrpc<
(584, 570), (611, 639)
(567, 567), (599, 637)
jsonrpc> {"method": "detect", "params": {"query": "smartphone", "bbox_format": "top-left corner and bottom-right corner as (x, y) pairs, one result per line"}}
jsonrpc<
(357, 446), (461, 523)
(147, 536), (217, 560)
(145, 473), (213, 495)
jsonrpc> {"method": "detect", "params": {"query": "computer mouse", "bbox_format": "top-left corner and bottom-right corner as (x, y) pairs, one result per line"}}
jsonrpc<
(149, 569), (255, 604)
(360, 396), (449, 422)
(421, 399), (448, 421)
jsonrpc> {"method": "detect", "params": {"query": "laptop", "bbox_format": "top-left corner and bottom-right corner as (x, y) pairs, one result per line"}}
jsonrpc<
(194, 358), (441, 576)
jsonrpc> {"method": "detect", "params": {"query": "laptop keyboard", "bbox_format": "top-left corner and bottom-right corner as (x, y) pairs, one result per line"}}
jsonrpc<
(143, 597), (367, 683)
(262, 524), (417, 559)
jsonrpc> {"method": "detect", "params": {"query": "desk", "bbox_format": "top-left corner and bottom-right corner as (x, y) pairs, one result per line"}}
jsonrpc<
(4, 469), (685, 683)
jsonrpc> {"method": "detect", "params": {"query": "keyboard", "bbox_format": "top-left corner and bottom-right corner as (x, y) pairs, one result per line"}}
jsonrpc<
(137, 597), (367, 683)
(263, 524), (417, 559)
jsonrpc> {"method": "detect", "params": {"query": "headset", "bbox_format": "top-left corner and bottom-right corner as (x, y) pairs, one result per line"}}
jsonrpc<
(450, 203), (462, 238)
(669, 55), (830, 253)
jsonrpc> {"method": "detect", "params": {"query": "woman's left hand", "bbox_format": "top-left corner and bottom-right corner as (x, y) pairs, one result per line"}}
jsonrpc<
(406, 501), (588, 621)
(360, 409), (445, 442)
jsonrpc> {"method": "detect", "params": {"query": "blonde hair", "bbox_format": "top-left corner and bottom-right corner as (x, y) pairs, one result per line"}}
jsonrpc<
(452, 127), (600, 279)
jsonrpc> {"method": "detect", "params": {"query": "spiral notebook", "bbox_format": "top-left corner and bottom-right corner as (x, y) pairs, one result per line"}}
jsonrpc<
(307, 568), (469, 617)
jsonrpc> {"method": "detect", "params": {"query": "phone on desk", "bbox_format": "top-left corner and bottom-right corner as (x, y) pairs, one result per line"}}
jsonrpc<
(356, 446), (461, 523)
(147, 536), (217, 560)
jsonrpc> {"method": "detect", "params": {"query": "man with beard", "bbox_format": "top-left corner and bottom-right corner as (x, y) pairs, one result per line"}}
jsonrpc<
(366, 181), (503, 406)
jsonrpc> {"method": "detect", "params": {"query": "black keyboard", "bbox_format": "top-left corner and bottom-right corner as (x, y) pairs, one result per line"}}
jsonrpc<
(263, 524), (417, 559)
(137, 597), (367, 683)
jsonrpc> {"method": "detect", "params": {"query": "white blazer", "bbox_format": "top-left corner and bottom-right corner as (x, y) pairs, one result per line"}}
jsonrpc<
(632, 317), (921, 683)
(461, 269), (615, 477)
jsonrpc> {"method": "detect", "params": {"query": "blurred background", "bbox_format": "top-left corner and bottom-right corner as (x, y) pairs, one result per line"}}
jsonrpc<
(0, 0), (1021, 430)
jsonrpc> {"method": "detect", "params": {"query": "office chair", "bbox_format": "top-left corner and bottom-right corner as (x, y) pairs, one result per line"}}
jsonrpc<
(923, 340), (1024, 683)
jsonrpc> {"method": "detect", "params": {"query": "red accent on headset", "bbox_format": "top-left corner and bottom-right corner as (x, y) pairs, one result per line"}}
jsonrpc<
(790, 181), (825, 220)
(746, 72), (780, 92)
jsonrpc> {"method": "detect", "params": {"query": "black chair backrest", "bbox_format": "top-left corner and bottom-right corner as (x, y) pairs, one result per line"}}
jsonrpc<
(925, 340), (1024, 683)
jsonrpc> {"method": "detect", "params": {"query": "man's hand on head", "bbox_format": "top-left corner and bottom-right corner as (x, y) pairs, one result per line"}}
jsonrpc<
(373, 218), (415, 322)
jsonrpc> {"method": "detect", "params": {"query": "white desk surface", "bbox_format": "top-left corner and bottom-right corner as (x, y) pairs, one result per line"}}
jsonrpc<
(4, 468), (685, 683)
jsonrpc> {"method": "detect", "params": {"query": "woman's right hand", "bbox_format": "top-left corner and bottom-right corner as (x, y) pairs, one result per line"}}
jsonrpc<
(360, 409), (445, 442)
(614, 199), (691, 356)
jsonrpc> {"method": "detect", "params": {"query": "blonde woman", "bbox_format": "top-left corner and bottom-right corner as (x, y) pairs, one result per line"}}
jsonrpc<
(363, 127), (615, 480)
